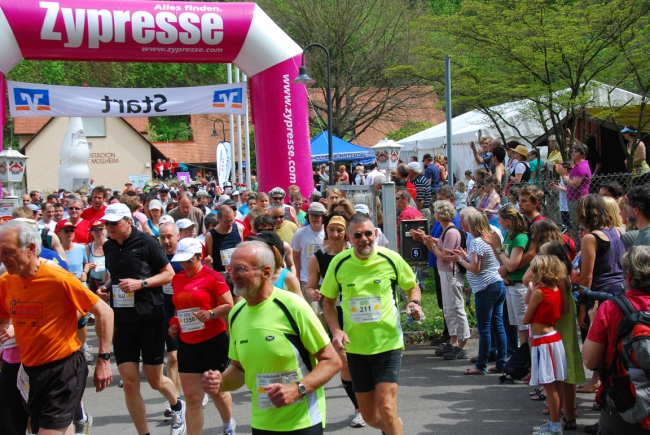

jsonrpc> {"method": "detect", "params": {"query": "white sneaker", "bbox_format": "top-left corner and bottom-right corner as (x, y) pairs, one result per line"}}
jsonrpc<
(350, 411), (366, 428)
(169, 399), (186, 435)
(82, 343), (93, 363)
(164, 401), (172, 417)
(74, 413), (93, 435)
(223, 419), (236, 435)
(202, 393), (209, 408)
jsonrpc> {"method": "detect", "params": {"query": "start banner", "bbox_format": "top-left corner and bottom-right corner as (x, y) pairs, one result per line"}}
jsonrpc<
(7, 80), (247, 117)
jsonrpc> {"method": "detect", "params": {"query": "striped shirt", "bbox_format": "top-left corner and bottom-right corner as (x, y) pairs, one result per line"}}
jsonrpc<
(466, 237), (502, 293)
(412, 174), (432, 208)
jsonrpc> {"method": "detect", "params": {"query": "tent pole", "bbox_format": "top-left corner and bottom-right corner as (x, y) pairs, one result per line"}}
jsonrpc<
(445, 55), (453, 185)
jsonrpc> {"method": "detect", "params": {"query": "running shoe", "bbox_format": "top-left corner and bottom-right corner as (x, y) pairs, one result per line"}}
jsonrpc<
(202, 393), (209, 408)
(82, 343), (94, 363)
(350, 411), (366, 428)
(170, 399), (186, 435)
(73, 413), (93, 435)
(164, 401), (172, 417)
(223, 419), (236, 435)
(443, 346), (468, 360)
(435, 343), (453, 356)
(86, 313), (95, 326)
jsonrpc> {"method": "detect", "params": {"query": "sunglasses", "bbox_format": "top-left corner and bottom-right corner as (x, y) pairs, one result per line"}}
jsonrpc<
(61, 228), (75, 233)
(353, 230), (374, 239)
(68, 207), (82, 210)
(106, 219), (124, 227)
(271, 196), (284, 201)
(272, 215), (285, 220)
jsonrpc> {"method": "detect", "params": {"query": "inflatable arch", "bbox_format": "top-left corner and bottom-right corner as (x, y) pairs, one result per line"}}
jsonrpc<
(0, 0), (312, 195)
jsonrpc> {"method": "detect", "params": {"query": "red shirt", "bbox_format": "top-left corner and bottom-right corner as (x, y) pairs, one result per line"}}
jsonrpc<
(171, 266), (229, 344)
(531, 286), (562, 325)
(588, 290), (650, 367)
(163, 162), (170, 170)
(56, 218), (92, 244)
(80, 204), (106, 223)
(154, 163), (163, 176)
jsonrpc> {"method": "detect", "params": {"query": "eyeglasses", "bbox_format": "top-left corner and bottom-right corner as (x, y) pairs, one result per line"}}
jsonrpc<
(578, 227), (586, 232)
(271, 196), (284, 201)
(68, 207), (81, 211)
(106, 219), (124, 227)
(272, 215), (285, 220)
(61, 228), (75, 233)
(226, 265), (263, 274)
(91, 227), (105, 232)
(353, 230), (374, 239)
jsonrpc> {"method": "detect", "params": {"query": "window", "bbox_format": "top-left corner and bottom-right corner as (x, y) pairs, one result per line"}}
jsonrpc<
(82, 117), (106, 137)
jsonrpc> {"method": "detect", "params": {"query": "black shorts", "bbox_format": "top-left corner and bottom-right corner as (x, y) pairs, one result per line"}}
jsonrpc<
(252, 423), (323, 435)
(347, 349), (402, 393)
(23, 351), (88, 430)
(177, 331), (230, 374)
(113, 319), (166, 366)
(165, 320), (179, 353)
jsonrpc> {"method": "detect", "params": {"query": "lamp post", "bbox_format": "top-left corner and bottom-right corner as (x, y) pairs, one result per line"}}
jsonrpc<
(293, 43), (334, 186)
(0, 149), (28, 199)
(212, 119), (226, 138)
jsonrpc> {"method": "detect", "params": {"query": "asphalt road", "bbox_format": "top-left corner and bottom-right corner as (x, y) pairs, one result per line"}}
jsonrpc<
(81, 328), (599, 434)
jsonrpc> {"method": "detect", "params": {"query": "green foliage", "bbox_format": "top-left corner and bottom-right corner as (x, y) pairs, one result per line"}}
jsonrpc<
(147, 116), (192, 142)
(386, 120), (435, 141)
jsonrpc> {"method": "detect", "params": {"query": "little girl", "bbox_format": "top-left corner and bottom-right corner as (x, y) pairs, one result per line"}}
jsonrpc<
(523, 255), (568, 435)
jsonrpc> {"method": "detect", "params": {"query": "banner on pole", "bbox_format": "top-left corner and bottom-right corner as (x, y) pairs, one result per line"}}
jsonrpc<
(7, 81), (247, 117)
(216, 141), (231, 189)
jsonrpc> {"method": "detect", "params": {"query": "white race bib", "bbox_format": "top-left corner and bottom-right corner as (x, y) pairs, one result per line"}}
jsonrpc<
(17, 364), (29, 402)
(2, 337), (17, 349)
(220, 248), (236, 266)
(307, 243), (322, 257)
(112, 285), (135, 308)
(255, 370), (301, 409)
(349, 296), (382, 323)
(163, 283), (174, 295)
(177, 307), (205, 333)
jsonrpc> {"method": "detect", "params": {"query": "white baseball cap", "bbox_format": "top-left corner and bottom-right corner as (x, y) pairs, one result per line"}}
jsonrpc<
(101, 203), (132, 222)
(171, 238), (203, 262)
(217, 194), (231, 205)
(354, 204), (370, 214)
(175, 218), (196, 230)
(159, 215), (175, 225)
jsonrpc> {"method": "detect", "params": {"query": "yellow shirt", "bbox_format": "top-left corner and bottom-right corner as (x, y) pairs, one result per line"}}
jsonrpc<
(275, 221), (299, 244)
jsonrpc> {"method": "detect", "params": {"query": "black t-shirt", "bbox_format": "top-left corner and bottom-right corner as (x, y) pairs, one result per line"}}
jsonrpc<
(313, 172), (322, 186)
(104, 227), (170, 324)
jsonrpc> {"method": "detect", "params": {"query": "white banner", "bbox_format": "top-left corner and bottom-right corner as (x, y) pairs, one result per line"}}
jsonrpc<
(216, 141), (231, 189)
(7, 81), (247, 117)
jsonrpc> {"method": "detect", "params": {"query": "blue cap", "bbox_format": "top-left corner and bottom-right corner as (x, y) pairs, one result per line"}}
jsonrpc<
(621, 127), (636, 134)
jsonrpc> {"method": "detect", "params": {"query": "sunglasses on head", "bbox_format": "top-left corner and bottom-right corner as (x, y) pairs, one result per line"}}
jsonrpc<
(353, 230), (374, 239)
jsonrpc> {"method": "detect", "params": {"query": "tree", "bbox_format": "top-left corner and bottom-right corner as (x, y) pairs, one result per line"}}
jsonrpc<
(256, 0), (434, 140)
(386, 120), (435, 141)
(406, 0), (650, 165)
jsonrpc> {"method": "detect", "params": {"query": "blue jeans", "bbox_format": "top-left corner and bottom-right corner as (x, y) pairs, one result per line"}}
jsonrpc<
(474, 281), (507, 372)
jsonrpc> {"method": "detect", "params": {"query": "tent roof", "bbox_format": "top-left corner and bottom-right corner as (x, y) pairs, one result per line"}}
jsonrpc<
(311, 132), (374, 163)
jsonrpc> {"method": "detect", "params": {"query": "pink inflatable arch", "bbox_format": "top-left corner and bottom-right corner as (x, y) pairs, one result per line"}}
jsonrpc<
(0, 0), (312, 196)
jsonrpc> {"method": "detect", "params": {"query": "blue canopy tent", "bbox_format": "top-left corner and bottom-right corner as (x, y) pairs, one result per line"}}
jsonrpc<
(310, 132), (374, 163)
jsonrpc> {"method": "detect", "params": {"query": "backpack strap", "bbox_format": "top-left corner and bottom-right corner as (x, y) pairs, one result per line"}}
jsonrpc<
(611, 295), (636, 318)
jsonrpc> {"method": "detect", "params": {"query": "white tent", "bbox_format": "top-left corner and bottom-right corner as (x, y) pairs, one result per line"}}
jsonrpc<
(398, 82), (644, 180)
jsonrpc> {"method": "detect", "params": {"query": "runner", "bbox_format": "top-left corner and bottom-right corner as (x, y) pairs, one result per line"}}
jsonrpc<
(205, 205), (244, 300)
(98, 203), (185, 435)
(201, 241), (341, 435)
(320, 213), (424, 435)
(168, 238), (236, 435)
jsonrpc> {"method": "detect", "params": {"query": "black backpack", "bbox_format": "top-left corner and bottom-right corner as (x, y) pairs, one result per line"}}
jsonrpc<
(440, 225), (468, 275)
(499, 342), (531, 382)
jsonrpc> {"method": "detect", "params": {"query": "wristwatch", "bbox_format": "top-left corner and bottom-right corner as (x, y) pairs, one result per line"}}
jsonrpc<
(496, 248), (503, 255)
(209, 310), (215, 319)
(295, 381), (307, 398)
(98, 353), (111, 361)
(410, 299), (421, 306)
(141, 279), (148, 288)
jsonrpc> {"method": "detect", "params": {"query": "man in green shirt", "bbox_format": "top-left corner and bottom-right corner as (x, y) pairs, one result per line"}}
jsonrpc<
(201, 241), (340, 434)
(627, 185), (650, 247)
(321, 214), (424, 435)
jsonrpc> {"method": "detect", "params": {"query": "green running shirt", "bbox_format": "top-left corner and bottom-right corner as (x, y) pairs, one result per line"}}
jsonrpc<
(320, 246), (417, 355)
(228, 287), (330, 432)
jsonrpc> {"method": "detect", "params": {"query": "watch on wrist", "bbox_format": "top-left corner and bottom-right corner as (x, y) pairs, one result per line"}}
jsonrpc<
(209, 310), (215, 319)
(295, 381), (307, 398)
(141, 279), (148, 288)
(496, 248), (503, 255)
(98, 353), (111, 361)
(410, 299), (421, 306)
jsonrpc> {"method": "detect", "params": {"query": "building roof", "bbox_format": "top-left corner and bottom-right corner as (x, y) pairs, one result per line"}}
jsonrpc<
(14, 116), (149, 135)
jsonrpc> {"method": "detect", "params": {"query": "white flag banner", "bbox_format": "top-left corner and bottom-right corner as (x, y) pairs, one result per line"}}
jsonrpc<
(7, 81), (247, 117)
(216, 141), (231, 189)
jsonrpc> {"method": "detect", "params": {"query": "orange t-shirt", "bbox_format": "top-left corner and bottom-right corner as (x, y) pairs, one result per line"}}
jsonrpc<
(0, 261), (100, 367)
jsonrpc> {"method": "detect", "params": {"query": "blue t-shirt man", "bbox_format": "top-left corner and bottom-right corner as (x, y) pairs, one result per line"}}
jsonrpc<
(424, 158), (440, 192)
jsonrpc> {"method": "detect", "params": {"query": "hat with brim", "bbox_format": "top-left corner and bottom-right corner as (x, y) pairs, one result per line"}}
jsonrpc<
(621, 127), (637, 134)
(148, 199), (163, 211)
(159, 215), (175, 225)
(175, 218), (196, 230)
(308, 202), (326, 215)
(56, 221), (76, 232)
(245, 230), (285, 258)
(125, 182), (133, 187)
(171, 238), (203, 262)
(100, 203), (132, 222)
(513, 145), (529, 157)
(90, 220), (105, 229)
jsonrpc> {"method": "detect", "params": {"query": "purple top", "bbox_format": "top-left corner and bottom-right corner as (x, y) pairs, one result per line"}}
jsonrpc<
(591, 227), (625, 294)
(567, 160), (591, 201)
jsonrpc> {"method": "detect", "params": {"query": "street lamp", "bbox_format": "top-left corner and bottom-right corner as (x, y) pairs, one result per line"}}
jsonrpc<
(212, 119), (226, 138)
(293, 43), (334, 186)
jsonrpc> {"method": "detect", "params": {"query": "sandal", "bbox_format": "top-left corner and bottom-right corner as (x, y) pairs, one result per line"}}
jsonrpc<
(463, 367), (486, 375)
(487, 366), (502, 374)
(542, 403), (549, 415)
(576, 381), (600, 393)
(530, 387), (544, 396)
(562, 417), (577, 431)
(592, 402), (603, 411)
(531, 391), (547, 401)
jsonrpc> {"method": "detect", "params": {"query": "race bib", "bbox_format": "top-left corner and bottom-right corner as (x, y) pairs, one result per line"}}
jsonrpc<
(163, 283), (174, 295)
(255, 370), (301, 409)
(112, 285), (135, 308)
(349, 296), (382, 323)
(220, 248), (236, 266)
(17, 364), (29, 402)
(177, 308), (205, 333)
(307, 243), (322, 257)
(2, 337), (17, 349)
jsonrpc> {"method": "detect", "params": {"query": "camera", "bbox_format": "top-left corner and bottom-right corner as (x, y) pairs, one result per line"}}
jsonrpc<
(574, 285), (623, 305)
